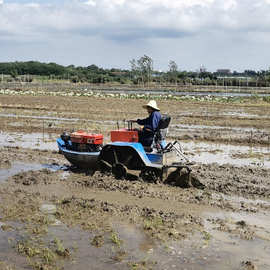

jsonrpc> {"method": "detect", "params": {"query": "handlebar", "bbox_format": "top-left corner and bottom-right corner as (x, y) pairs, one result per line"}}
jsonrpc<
(117, 120), (137, 130)
(127, 120), (133, 130)
(126, 120), (137, 130)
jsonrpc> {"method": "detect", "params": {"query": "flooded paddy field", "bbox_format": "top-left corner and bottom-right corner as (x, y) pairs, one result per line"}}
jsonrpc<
(0, 93), (270, 269)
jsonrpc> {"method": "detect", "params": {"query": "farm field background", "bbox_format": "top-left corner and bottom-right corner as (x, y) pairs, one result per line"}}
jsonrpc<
(0, 84), (270, 270)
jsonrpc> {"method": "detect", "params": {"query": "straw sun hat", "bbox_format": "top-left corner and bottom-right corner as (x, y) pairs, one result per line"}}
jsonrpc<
(143, 100), (160, 111)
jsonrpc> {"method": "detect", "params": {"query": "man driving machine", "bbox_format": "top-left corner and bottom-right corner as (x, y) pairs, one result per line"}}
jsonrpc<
(131, 100), (161, 147)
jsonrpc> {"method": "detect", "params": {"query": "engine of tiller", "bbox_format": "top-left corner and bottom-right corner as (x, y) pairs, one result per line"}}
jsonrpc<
(61, 130), (103, 152)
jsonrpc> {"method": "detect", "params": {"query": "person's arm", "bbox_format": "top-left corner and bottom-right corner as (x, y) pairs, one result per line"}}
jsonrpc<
(141, 112), (160, 132)
(137, 117), (149, 125)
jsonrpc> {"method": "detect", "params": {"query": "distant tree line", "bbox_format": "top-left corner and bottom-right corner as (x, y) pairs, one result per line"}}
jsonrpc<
(0, 59), (270, 87)
(0, 61), (131, 84)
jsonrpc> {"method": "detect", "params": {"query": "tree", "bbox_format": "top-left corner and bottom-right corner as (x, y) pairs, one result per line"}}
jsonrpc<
(129, 55), (153, 86)
(168, 60), (178, 85)
(137, 55), (153, 87)
(10, 69), (18, 80)
(129, 59), (139, 84)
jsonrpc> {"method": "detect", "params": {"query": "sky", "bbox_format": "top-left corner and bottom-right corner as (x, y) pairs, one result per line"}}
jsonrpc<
(1, 0), (270, 72)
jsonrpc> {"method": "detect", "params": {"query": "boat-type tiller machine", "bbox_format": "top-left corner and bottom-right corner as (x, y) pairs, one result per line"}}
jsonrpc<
(57, 115), (194, 183)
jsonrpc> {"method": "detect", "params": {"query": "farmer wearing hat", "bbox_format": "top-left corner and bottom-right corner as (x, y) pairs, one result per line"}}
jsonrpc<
(133, 100), (161, 147)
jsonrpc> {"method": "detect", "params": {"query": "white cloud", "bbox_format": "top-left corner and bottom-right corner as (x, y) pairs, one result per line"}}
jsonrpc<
(0, 0), (268, 41)
(1, 0), (270, 71)
(24, 3), (40, 8)
(84, 0), (96, 7)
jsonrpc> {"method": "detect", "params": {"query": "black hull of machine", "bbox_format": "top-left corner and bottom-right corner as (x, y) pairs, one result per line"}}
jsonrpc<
(57, 138), (100, 170)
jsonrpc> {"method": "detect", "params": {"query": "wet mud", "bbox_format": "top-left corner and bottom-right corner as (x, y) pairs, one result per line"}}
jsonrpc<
(0, 145), (269, 269)
(0, 93), (270, 269)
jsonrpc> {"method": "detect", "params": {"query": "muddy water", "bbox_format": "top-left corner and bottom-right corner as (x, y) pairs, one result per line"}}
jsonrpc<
(0, 131), (58, 151)
(46, 219), (270, 270)
(0, 162), (44, 182)
(0, 222), (30, 269)
(201, 211), (270, 270)
(2, 217), (268, 270)
(0, 113), (116, 126)
(163, 230), (270, 270)
(181, 141), (270, 168)
(47, 223), (157, 269)
(172, 123), (267, 133)
(0, 162), (68, 183)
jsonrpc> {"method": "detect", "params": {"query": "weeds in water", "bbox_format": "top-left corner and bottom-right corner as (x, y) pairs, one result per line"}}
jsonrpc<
(16, 237), (70, 270)
(202, 230), (212, 241)
(0, 261), (16, 270)
(41, 248), (56, 264)
(52, 237), (71, 258)
(29, 260), (62, 270)
(110, 232), (122, 247)
(143, 217), (163, 231)
(128, 260), (156, 270)
(111, 250), (127, 262)
(29, 225), (48, 235)
(0, 224), (14, 231)
(16, 240), (42, 257)
(91, 235), (104, 248)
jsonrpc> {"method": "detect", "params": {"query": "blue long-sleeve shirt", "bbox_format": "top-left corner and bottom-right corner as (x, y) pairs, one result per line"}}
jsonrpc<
(137, 111), (161, 134)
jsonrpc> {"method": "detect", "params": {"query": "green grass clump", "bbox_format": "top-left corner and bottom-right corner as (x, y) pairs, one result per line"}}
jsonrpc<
(110, 232), (122, 247)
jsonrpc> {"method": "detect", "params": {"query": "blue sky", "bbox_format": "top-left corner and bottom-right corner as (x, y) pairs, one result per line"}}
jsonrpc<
(1, 0), (270, 72)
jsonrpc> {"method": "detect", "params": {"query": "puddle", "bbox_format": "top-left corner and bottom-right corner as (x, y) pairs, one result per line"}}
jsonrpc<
(0, 162), (68, 183)
(0, 162), (44, 182)
(181, 141), (270, 168)
(172, 111), (269, 119)
(113, 222), (156, 254)
(0, 222), (29, 268)
(0, 217), (154, 268)
(60, 171), (70, 180)
(222, 111), (269, 119)
(47, 222), (156, 268)
(172, 124), (267, 133)
(40, 204), (57, 215)
(197, 210), (270, 270)
(162, 230), (270, 270)
(0, 131), (58, 151)
(114, 218), (270, 270)
(0, 113), (82, 122)
(0, 214), (269, 269)
(43, 163), (69, 172)
(0, 113), (117, 127)
(40, 203), (62, 226)
(205, 211), (270, 231)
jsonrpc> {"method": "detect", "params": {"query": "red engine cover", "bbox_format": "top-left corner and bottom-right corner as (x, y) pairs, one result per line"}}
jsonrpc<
(111, 129), (138, 143)
(71, 130), (103, 144)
